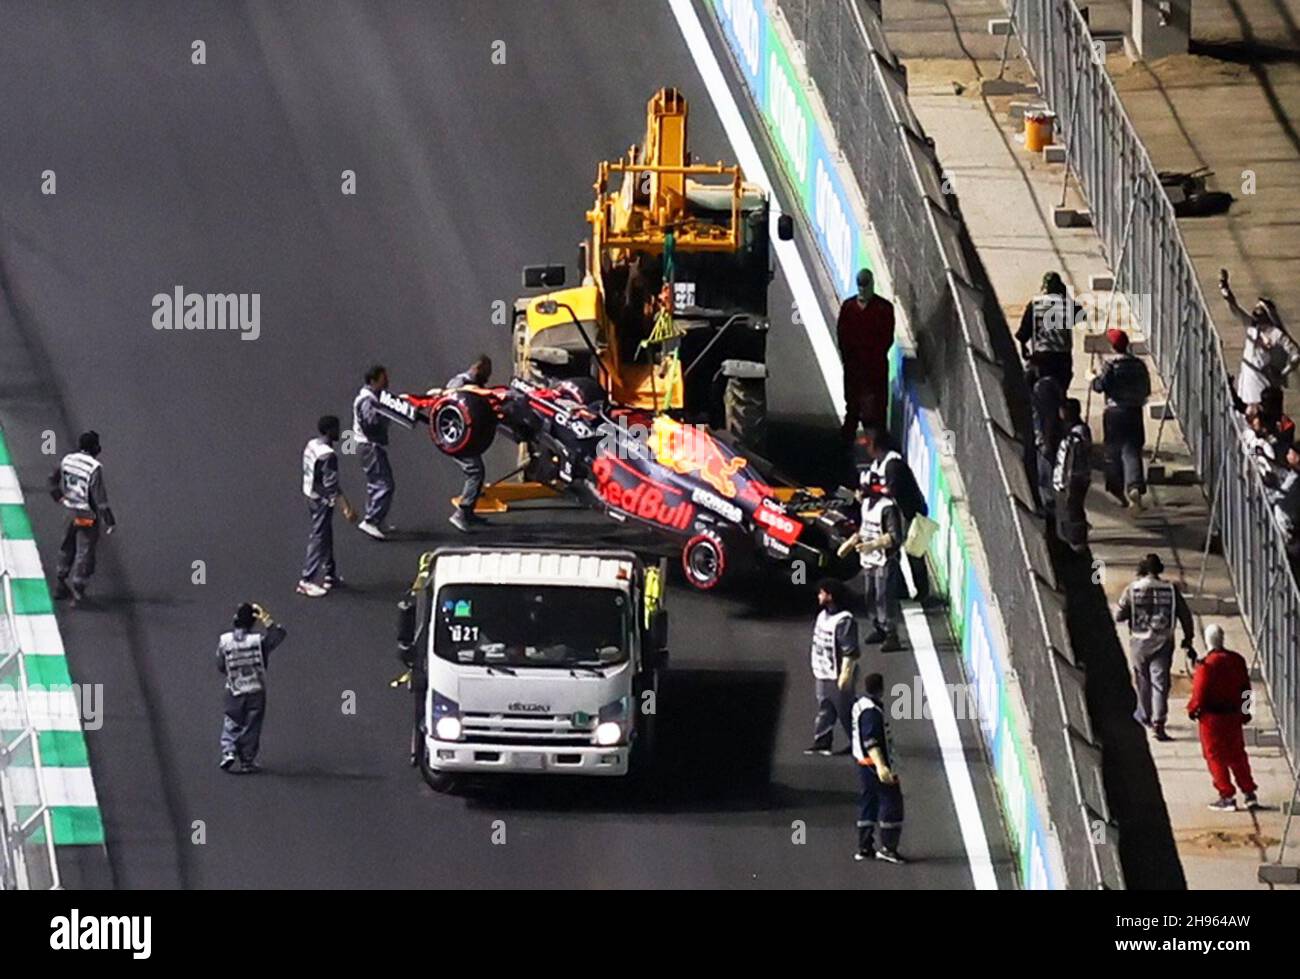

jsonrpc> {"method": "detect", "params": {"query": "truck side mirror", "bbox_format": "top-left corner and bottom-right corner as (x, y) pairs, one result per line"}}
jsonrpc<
(776, 214), (794, 241)
(577, 242), (589, 280)
(523, 264), (567, 289)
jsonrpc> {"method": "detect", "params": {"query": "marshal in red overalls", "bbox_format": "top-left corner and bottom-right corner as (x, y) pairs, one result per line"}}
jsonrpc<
(1187, 645), (1258, 805)
(837, 276), (895, 444)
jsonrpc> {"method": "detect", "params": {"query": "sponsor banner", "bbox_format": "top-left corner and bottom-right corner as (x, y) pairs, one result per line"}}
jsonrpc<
(899, 378), (1060, 889)
(715, 0), (1062, 887)
(713, 0), (766, 94)
(807, 123), (862, 296)
(714, 0), (868, 296)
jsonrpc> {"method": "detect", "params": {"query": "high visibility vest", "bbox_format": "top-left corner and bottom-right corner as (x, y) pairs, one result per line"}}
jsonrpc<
(851, 695), (891, 768)
(352, 387), (388, 445)
(1028, 294), (1074, 355)
(811, 608), (853, 681)
(1126, 576), (1177, 645)
(867, 450), (901, 483)
(58, 452), (100, 513)
(1052, 425), (1090, 490)
(220, 630), (266, 696)
(860, 496), (897, 569)
(302, 437), (335, 500)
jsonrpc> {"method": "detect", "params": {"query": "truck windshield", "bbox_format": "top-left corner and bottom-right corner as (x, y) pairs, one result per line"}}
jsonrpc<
(433, 584), (631, 669)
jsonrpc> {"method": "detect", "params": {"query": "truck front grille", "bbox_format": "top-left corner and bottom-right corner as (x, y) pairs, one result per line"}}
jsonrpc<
(460, 711), (595, 747)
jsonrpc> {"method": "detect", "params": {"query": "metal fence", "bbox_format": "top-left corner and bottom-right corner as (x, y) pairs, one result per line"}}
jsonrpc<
(1009, 0), (1300, 766)
(772, 0), (1120, 887)
(0, 563), (61, 890)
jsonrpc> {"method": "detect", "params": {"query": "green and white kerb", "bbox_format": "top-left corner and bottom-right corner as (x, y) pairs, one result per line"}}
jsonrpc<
(0, 425), (105, 849)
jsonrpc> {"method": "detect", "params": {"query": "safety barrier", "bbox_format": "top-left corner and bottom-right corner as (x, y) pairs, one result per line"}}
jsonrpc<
(0, 423), (105, 888)
(711, 0), (1124, 887)
(1008, 0), (1300, 768)
(0, 566), (61, 889)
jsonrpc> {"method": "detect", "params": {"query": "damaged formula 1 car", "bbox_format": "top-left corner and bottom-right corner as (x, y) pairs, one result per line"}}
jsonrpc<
(373, 378), (858, 590)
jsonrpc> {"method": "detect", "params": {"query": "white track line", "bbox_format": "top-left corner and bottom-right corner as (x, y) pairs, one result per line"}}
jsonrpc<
(668, 0), (996, 889)
(665, 0), (841, 406)
(903, 607), (998, 888)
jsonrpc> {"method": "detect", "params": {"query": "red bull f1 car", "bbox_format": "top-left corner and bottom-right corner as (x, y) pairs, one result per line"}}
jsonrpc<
(374, 378), (857, 590)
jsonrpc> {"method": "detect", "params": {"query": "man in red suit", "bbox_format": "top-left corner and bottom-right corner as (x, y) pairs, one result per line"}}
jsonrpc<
(1187, 624), (1260, 812)
(837, 269), (895, 444)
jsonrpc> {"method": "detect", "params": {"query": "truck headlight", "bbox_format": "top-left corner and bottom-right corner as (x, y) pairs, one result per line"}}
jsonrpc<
(435, 715), (463, 741)
(594, 721), (623, 747)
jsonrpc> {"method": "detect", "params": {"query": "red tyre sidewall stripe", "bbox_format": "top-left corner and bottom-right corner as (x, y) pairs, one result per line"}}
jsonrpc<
(683, 534), (725, 590)
(431, 398), (471, 454)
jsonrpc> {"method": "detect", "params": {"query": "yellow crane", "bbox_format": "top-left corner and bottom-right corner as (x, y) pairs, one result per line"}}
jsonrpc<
(514, 87), (789, 446)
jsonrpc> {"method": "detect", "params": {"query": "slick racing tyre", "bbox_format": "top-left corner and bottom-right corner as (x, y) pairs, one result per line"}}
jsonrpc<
(429, 391), (496, 458)
(682, 533), (727, 590)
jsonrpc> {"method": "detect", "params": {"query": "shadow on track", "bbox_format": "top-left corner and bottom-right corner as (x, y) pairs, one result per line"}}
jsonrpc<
(454, 667), (850, 815)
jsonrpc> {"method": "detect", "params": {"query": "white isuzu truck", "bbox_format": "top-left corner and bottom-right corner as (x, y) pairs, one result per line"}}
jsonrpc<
(397, 547), (668, 792)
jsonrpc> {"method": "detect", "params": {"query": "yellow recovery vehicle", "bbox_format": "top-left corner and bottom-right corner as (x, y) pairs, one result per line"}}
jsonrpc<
(514, 87), (792, 456)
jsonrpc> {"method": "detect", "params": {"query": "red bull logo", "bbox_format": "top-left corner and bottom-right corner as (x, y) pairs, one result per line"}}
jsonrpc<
(648, 417), (748, 499)
(592, 455), (695, 531)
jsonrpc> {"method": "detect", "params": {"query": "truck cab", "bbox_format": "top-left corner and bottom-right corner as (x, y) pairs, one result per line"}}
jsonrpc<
(398, 547), (667, 792)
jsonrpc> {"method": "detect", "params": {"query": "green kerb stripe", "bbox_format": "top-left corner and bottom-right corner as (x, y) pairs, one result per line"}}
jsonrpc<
(50, 806), (104, 845)
(10, 578), (53, 615)
(21, 656), (72, 687)
(0, 503), (34, 540)
(38, 730), (90, 767)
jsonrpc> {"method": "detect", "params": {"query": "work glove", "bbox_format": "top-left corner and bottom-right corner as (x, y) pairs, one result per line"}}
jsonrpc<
(877, 766), (898, 786)
(836, 533), (861, 559)
(251, 603), (272, 627)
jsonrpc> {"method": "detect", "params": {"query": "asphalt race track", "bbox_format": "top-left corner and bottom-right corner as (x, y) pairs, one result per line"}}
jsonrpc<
(0, 0), (1013, 888)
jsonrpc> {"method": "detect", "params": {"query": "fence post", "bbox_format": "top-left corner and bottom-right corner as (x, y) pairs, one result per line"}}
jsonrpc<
(1057, 32), (1085, 210)
(1150, 302), (1191, 464)
(1085, 177), (1141, 418)
(1196, 440), (1231, 596)
(996, 0), (1022, 81)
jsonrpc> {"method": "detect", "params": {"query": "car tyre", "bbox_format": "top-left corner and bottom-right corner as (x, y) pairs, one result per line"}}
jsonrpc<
(682, 533), (726, 590)
(429, 391), (496, 458)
